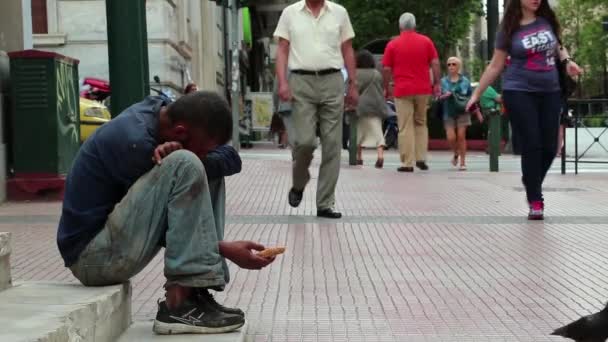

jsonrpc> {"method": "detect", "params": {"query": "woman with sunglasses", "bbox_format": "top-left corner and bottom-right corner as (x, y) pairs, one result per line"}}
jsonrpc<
(467, 0), (582, 220)
(439, 57), (483, 171)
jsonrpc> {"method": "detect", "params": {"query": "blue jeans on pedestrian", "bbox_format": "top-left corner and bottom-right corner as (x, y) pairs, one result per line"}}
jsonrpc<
(69, 150), (230, 289)
(503, 90), (561, 203)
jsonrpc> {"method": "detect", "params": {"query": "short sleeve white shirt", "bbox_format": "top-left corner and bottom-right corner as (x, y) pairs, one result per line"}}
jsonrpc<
(273, 1), (355, 71)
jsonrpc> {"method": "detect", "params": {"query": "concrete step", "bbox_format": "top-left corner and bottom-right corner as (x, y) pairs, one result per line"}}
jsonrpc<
(0, 232), (11, 291)
(0, 281), (131, 342)
(118, 321), (247, 342)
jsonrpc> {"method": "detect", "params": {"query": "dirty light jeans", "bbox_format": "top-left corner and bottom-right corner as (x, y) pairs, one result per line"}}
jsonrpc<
(69, 150), (229, 289)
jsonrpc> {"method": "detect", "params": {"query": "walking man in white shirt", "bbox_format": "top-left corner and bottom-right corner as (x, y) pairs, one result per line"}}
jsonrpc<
(274, 0), (358, 219)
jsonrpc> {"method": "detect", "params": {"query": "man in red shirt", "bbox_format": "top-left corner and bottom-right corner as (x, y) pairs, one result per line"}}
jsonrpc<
(382, 12), (441, 172)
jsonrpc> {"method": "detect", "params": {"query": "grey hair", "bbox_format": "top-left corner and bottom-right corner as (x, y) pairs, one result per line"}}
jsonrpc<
(399, 13), (416, 31)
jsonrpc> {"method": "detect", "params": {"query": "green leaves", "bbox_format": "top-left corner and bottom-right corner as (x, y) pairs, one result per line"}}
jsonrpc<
(557, 0), (608, 97)
(336, 0), (484, 59)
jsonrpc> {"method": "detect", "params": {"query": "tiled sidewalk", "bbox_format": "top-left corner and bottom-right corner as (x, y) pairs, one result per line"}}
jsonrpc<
(2, 150), (608, 341)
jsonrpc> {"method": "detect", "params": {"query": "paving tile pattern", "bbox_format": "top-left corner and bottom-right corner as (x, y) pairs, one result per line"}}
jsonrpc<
(2, 150), (608, 341)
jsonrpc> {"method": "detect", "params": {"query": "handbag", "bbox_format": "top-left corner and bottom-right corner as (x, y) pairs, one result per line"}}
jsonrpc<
(431, 100), (443, 121)
(557, 58), (577, 99)
(446, 85), (469, 118)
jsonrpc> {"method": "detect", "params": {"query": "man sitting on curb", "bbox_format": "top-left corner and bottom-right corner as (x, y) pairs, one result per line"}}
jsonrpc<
(57, 92), (275, 335)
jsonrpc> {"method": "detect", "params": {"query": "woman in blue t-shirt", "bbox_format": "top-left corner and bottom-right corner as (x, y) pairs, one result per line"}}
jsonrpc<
(468, 0), (582, 220)
(439, 57), (483, 171)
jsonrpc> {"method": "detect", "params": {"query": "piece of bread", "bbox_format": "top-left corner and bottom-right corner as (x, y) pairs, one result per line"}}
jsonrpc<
(257, 247), (286, 258)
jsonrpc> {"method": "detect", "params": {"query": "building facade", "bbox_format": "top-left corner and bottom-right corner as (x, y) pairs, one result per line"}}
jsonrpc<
(0, 0), (34, 202)
(31, 0), (227, 94)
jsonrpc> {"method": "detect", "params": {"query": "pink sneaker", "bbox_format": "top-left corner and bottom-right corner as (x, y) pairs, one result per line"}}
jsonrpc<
(528, 201), (544, 220)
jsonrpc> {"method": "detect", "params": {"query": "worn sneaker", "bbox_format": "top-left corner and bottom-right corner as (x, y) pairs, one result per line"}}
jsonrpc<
(196, 289), (244, 317)
(528, 201), (544, 220)
(153, 299), (244, 335)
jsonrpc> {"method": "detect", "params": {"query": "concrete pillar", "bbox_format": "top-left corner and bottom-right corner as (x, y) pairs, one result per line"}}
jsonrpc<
(0, 0), (33, 203)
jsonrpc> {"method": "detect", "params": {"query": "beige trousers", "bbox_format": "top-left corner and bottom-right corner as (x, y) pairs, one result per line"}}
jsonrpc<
(287, 72), (344, 209)
(395, 95), (430, 167)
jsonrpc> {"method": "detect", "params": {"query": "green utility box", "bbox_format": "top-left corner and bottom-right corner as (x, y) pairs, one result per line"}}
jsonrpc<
(8, 50), (80, 176)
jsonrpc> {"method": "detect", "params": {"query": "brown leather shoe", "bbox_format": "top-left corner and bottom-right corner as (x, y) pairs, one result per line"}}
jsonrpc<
(397, 166), (414, 172)
(375, 159), (384, 169)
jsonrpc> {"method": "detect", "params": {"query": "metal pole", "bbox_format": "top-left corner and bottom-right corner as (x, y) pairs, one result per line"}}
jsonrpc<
(487, 0), (499, 60)
(575, 106), (579, 175)
(488, 111), (500, 172)
(604, 38), (608, 98)
(105, 0), (149, 117)
(486, 0), (501, 167)
(229, 0), (241, 149)
(561, 123), (566, 174)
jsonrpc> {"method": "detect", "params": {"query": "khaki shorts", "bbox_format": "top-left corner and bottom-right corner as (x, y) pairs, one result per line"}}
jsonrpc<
(443, 113), (471, 128)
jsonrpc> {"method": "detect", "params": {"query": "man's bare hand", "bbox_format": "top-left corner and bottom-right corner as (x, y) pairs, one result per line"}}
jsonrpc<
(153, 141), (183, 165)
(219, 241), (276, 270)
(346, 84), (359, 108)
(433, 84), (442, 98)
(278, 81), (292, 102)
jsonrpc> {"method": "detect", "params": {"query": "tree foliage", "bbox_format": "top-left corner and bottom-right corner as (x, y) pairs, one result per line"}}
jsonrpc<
(335, 0), (484, 60)
(557, 0), (608, 97)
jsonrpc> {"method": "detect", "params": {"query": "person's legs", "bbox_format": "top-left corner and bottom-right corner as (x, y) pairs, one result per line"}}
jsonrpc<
(557, 124), (565, 156)
(503, 91), (544, 203)
(70, 150), (227, 288)
(557, 99), (568, 156)
(395, 97), (415, 168)
(539, 92), (562, 183)
(457, 125), (468, 168)
(356, 116), (365, 163)
(376, 145), (384, 161)
(280, 111), (295, 148)
(444, 121), (457, 166)
(289, 75), (319, 193)
(316, 73), (344, 212)
(375, 116), (386, 167)
(207, 178), (229, 285)
(70, 150), (244, 333)
(413, 95), (430, 163)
